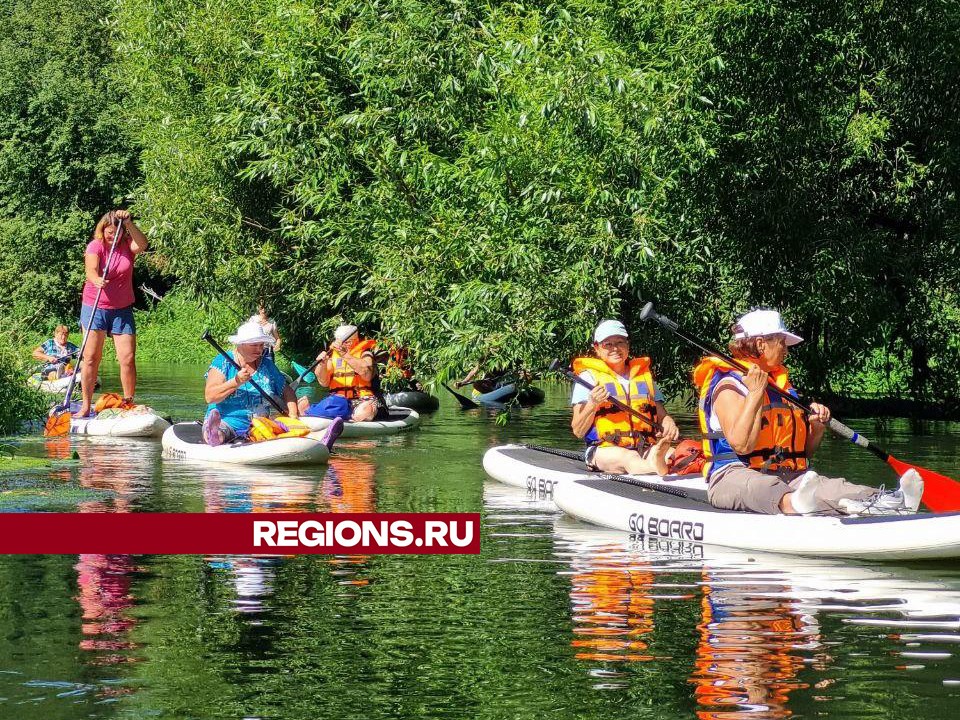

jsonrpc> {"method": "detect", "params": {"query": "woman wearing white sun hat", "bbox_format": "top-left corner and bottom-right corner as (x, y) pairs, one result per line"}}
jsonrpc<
(694, 309), (923, 516)
(202, 321), (310, 446)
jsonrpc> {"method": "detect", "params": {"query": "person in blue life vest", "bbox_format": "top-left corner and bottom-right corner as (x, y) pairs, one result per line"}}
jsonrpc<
(571, 320), (680, 475)
(694, 309), (923, 516)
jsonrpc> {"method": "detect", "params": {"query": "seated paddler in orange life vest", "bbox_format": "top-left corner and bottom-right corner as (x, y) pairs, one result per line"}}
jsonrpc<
(298, 324), (381, 422)
(696, 309), (923, 516)
(571, 319), (681, 475)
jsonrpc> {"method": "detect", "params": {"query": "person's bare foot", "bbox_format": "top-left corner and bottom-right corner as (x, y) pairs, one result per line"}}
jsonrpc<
(649, 437), (672, 476)
(73, 404), (92, 418)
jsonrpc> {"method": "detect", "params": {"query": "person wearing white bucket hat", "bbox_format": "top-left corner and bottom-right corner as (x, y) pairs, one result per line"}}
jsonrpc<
(694, 309), (922, 516)
(300, 324), (381, 422)
(570, 319), (680, 475)
(201, 320), (303, 446)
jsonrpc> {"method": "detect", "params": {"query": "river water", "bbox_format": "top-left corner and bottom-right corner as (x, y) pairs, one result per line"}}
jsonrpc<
(3, 363), (960, 718)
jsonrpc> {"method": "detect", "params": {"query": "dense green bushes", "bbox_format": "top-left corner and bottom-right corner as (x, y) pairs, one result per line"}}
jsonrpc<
(0, 0), (141, 326)
(0, 334), (47, 435)
(2, 0), (959, 408)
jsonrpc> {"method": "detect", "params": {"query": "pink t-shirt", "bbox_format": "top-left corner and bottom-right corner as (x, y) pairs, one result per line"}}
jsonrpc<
(81, 239), (136, 309)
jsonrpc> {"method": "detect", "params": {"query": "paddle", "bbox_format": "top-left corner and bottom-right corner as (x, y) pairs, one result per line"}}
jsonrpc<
(30, 349), (80, 376)
(289, 357), (322, 392)
(44, 216), (124, 436)
(443, 383), (481, 410)
(639, 301), (960, 513)
(548, 359), (663, 431)
(201, 331), (287, 414)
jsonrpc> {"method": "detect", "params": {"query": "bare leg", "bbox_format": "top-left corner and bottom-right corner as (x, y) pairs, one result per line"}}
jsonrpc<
(113, 333), (137, 400)
(592, 444), (669, 476)
(351, 398), (378, 422)
(77, 331), (106, 416)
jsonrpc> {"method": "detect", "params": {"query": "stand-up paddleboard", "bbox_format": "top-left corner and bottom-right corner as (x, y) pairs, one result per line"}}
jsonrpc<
(302, 407), (420, 437)
(482, 443), (703, 501)
(28, 372), (100, 394)
(161, 423), (329, 466)
(553, 476), (960, 561)
(384, 390), (439, 413)
(70, 409), (170, 437)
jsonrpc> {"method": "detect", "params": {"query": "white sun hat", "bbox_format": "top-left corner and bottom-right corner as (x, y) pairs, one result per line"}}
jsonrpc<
(593, 319), (629, 343)
(228, 321), (277, 346)
(334, 324), (358, 343)
(733, 310), (803, 346)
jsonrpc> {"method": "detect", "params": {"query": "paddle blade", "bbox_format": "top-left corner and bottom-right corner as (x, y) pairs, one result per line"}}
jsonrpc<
(442, 384), (480, 410)
(43, 410), (71, 437)
(887, 455), (960, 513)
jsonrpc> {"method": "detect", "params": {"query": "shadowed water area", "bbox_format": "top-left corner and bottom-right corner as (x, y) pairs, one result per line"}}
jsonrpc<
(3, 363), (960, 718)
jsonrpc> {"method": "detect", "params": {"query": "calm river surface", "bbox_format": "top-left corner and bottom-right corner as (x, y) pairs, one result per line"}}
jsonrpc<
(3, 363), (960, 718)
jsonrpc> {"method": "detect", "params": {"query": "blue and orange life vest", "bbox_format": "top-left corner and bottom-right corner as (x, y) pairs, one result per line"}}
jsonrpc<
(694, 357), (809, 479)
(329, 338), (377, 400)
(572, 356), (659, 450)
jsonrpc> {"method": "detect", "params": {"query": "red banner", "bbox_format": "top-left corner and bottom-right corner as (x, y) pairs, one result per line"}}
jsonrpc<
(0, 513), (481, 554)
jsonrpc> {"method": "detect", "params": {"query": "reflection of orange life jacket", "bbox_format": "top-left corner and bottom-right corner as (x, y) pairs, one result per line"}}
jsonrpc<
(691, 580), (808, 718)
(329, 339), (376, 399)
(694, 357), (808, 479)
(570, 564), (655, 662)
(572, 356), (659, 449)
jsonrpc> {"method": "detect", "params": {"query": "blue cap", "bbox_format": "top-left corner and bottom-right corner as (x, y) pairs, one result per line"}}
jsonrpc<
(593, 320), (629, 343)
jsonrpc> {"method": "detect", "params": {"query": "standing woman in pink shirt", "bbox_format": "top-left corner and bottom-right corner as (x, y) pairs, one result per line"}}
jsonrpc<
(76, 210), (149, 417)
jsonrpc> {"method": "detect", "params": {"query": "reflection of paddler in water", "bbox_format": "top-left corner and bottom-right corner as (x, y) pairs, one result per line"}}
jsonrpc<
(202, 468), (319, 514)
(322, 455), (377, 586)
(568, 550), (658, 662)
(75, 553), (140, 669)
(689, 576), (817, 719)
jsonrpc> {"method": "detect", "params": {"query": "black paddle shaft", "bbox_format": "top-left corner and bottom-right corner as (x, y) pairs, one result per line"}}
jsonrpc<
(202, 331), (286, 414)
(548, 359), (662, 431)
(638, 301), (889, 462)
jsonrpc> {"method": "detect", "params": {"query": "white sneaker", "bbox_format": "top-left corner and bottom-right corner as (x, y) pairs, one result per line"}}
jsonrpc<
(897, 469), (924, 512)
(790, 471), (821, 514)
(839, 488), (907, 516)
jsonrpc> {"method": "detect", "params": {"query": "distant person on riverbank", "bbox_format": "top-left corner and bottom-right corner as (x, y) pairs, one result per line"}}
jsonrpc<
(299, 325), (380, 422)
(248, 304), (281, 359)
(202, 321), (344, 448)
(76, 210), (147, 417)
(570, 319), (680, 475)
(695, 309), (923, 516)
(33, 325), (78, 379)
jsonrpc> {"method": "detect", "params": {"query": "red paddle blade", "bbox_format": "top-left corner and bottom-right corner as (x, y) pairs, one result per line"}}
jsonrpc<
(43, 410), (71, 437)
(887, 455), (960, 513)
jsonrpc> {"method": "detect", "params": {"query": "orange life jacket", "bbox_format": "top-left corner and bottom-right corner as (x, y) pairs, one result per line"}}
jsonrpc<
(328, 338), (377, 399)
(572, 356), (659, 450)
(386, 345), (413, 380)
(693, 357), (809, 479)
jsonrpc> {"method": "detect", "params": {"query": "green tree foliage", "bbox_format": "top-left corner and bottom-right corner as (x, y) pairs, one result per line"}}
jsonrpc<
(0, 0), (139, 329)
(0, 333), (47, 434)
(3, 0), (959, 407)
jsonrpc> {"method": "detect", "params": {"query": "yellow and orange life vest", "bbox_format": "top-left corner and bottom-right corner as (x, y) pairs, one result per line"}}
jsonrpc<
(249, 415), (310, 443)
(572, 356), (659, 450)
(328, 338), (377, 400)
(693, 357), (809, 479)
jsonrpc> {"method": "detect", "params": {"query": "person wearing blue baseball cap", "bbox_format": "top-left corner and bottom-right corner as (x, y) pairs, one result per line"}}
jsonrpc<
(570, 319), (680, 475)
